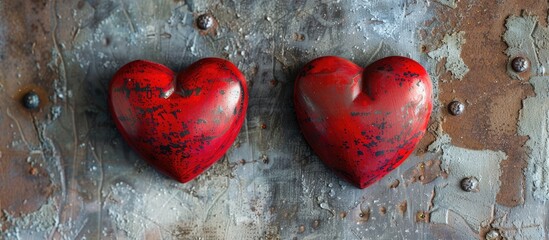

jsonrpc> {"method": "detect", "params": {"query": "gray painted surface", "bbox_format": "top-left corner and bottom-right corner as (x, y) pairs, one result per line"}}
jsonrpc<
(1, 0), (548, 239)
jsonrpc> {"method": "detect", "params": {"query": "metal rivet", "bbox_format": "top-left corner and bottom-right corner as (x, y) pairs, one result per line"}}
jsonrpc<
(196, 14), (214, 30)
(22, 91), (40, 110)
(485, 229), (500, 240)
(448, 101), (464, 116)
(460, 177), (479, 192)
(511, 57), (529, 73)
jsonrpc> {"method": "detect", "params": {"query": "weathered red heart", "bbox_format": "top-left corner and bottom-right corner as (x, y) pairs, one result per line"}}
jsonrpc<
(109, 58), (248, 183)
(294, 56), (432, 189)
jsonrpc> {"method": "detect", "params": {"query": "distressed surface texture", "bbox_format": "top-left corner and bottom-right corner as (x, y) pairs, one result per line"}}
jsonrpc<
(0, 0), (548, 239)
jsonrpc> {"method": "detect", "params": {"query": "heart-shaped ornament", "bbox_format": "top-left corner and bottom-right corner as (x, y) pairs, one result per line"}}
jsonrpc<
(109, 58), (248, 183)
(294, 56), (432, 189)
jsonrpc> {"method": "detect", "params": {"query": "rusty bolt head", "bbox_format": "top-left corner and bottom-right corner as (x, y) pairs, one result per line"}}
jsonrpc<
(460, 177), (479, 192)
(511, 57), (529, 73)
(448, 101), (464, 116)
(22, 91), (40, 110)
(196, 14), (214, 30)
(485, 229), (500, 240)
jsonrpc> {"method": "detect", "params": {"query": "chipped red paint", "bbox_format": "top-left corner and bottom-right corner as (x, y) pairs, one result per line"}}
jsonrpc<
(294, 56), (432, 189)
(109, 58), (248, 183)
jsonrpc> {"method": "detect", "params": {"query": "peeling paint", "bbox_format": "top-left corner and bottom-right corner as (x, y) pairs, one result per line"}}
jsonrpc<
(3, 200), (57, 239)
(491, 203), (545, 240)
(429, 135), (506, 232)
(428, 31), (469, 80)
(517, 76), (549, 201)
(4, 0), (525, 239)
(505, 12), (549, 202)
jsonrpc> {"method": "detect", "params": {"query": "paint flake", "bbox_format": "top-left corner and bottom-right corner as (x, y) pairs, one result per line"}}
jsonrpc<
(429, 135), (506, 230)
(428, 31), (469, 80)
(506, 13), (549, 201)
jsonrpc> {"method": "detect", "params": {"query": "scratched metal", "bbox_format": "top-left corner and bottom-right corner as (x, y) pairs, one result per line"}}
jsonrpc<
(0, 0), (545, 239)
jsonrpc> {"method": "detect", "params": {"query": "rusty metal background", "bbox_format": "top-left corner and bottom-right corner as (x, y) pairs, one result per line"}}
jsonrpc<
(1, 0), (548, 239)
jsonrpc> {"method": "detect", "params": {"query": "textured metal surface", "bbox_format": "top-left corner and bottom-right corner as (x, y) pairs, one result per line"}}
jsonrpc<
(0, 0), (548, 239)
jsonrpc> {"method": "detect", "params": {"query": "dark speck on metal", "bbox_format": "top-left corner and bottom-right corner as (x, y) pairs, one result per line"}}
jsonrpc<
(22, 91), (40, 110)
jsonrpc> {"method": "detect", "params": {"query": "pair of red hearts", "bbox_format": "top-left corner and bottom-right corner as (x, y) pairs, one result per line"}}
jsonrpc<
(109, 56), (432, 189)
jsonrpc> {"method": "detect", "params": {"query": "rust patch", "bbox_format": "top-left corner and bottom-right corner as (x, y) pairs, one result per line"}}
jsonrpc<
(425, 0), (548, 207)
(416, 210), (430, 223)
(388, 179), (400, 189)
(357, 208), (370, 223)
(0, 153), (52, 218)
(403, 159), (447, 186)
(293, 32), (305, 41)
(0, 0), (57, 219)
(378, 206), (387, 216)
(398, 201), (407, 216)
(416, 121), (438, 155)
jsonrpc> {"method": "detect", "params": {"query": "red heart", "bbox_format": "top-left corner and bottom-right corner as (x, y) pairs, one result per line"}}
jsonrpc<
(294, 56), (432, 189)
(109, 58), (248, 183)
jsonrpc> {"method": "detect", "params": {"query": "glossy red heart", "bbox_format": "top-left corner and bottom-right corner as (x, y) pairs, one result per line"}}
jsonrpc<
(294, 56), (432, 189)
(109, 58), (248, 183)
